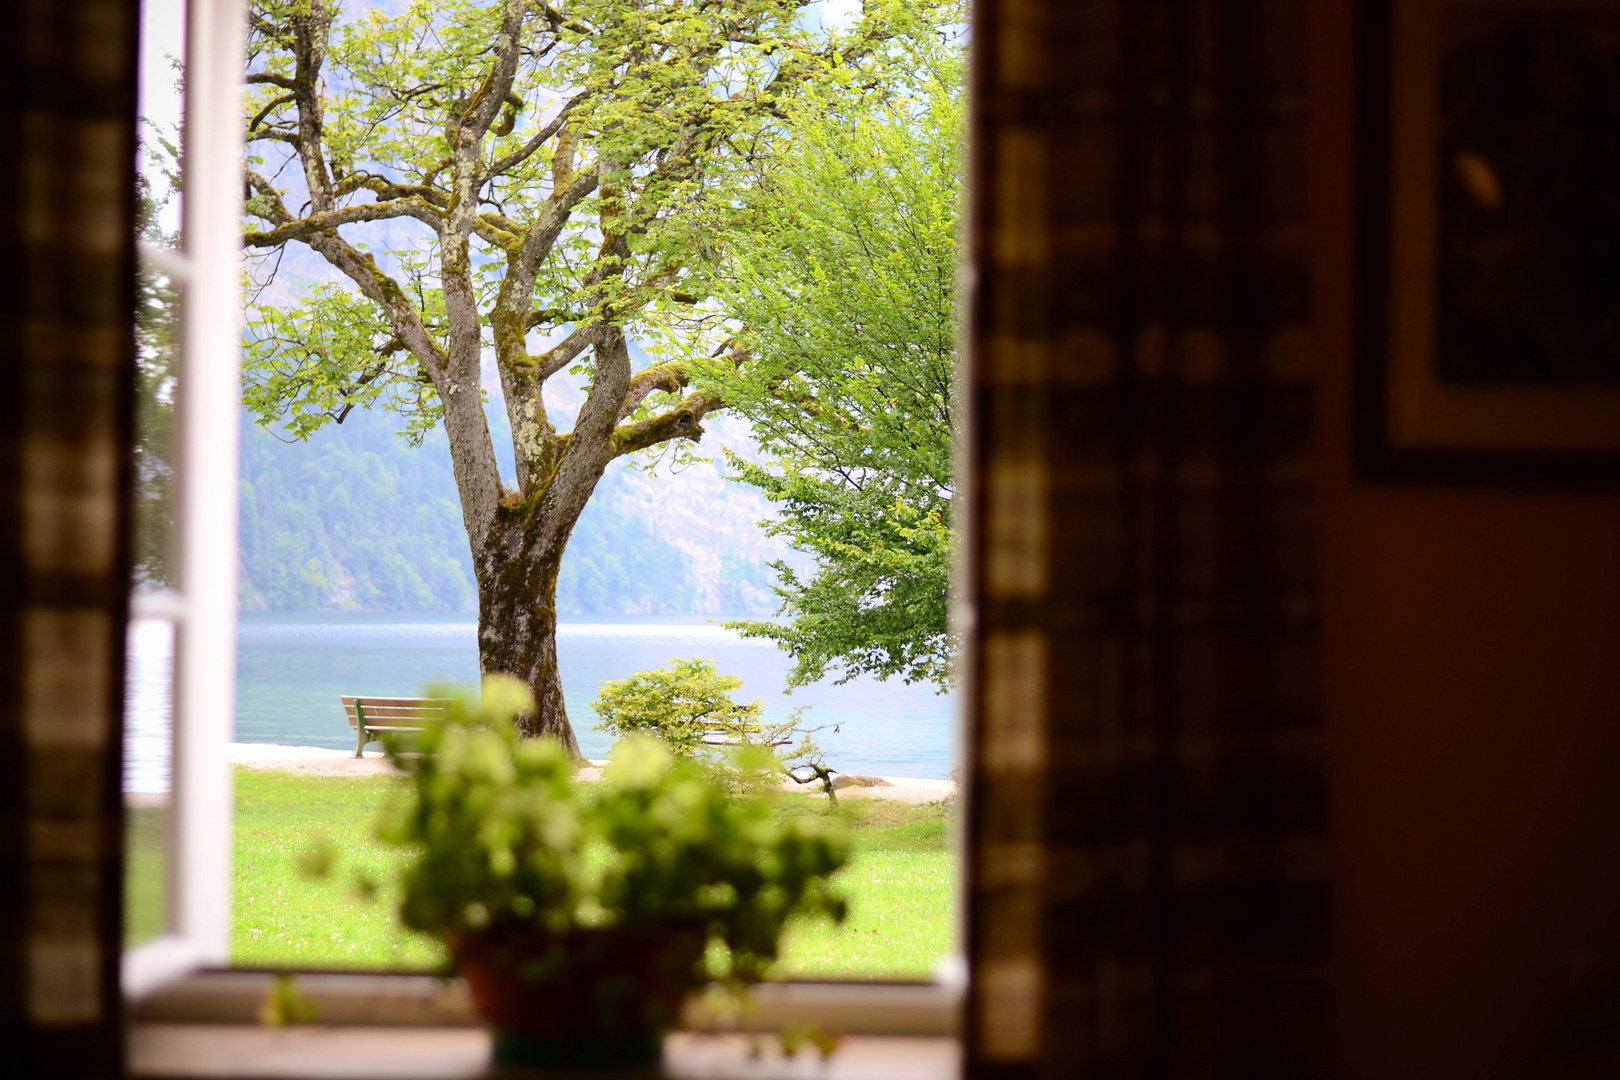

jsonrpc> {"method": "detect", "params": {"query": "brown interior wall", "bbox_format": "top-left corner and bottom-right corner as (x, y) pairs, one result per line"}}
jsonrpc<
(1311, 3), (1620, 1077)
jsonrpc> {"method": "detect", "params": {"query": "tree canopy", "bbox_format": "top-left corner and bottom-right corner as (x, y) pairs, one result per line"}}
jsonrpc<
(241, 0), (945, 491)
(693, 44), (962, 690)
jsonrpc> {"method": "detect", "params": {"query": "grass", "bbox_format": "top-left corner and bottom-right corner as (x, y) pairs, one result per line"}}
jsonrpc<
(228, 769), (955, 980)
(233, 771), (443, 970)
(772, 799), (956, 980)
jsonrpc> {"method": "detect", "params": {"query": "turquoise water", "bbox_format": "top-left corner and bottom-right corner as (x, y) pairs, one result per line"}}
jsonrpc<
(234, 612), (957, 779)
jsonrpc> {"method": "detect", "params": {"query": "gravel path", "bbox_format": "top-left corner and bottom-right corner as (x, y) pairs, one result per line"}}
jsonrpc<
(228, 743), (403, 777)
(227, 743), (956, 804)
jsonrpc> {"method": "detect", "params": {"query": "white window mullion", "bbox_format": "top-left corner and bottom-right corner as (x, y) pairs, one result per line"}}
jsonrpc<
(136, 241), (195, 284)
(129, 591), (188, 622)
(171, 0), (247, 968)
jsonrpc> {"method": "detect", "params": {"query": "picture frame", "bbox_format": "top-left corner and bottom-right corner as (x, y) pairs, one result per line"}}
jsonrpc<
(1357, 0), (1620, 481)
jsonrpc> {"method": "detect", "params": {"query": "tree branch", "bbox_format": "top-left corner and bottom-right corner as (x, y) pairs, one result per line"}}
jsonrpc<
(287, 0), (339, 213)
(487, 161), (602, 369)
(243, 196), (443, 247)
(473, 214), (522, 253)
(611, 390), (725, 459)
(617, 363), (688, 420)
(247, 72), (297, 90)
(334, 172), (451, 209)
(511, 163), (601, 283)
(455, 0), (530, 140)
(524, 307), (588, 332)
(482, 92), (588, 181)
(525, 322), (602, 382)
(246, 129), (302, 146)
(244, 169), (295, 226)
(248, 93), (296, 133)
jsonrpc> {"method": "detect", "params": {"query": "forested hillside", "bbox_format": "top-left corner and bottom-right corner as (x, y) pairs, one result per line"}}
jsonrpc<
(238, 408), (781, 615)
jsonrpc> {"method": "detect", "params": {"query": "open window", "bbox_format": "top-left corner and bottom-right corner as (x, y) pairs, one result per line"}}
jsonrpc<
(123, 0), (246, 997)
(126, 0), (964, 1021)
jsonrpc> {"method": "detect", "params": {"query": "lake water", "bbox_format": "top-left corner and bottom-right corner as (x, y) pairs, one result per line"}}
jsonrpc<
(126, 612), (958, 792)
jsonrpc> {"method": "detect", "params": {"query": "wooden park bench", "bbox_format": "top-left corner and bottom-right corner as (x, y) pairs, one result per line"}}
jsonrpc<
(342, 696), (449, 758)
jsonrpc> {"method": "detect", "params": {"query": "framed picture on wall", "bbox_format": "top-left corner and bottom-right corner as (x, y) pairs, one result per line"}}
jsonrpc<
(1358, 0), (1620, 480)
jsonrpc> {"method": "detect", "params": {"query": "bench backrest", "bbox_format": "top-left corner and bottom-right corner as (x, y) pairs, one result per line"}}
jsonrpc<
(341, 696), (450, 732)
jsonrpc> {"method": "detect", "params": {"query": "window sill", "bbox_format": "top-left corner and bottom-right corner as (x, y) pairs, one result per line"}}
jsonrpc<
(128, 971), (962, 1077)
(129, 971), (961, 1037)
(130, 1025), (959, 1080)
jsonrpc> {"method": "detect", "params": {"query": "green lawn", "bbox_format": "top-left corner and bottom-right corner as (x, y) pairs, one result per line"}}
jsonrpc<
(233, 771), (444, 970)
(229, 769), (955, 980)
(772, 800), (957, 980)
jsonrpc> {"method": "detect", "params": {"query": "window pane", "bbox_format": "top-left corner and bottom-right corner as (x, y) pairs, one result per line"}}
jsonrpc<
(125, 618), (175, 947)
(127, 0), (186, 951)
(134, 270), (179, 591)
(135, 0), (183, 590)
(138, 0), (185, 240)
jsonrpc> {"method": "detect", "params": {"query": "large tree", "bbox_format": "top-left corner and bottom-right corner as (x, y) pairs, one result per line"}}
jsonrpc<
(694, 46), (961, 689)
(241, 0), (941, 751)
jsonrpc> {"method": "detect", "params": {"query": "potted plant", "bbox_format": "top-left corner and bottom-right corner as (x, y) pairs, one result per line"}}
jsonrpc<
(376, 677), (849, 1071)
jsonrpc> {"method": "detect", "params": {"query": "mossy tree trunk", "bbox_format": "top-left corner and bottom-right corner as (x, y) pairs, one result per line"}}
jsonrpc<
(468, 326), (711, 748)
(477, 535), (574, 751)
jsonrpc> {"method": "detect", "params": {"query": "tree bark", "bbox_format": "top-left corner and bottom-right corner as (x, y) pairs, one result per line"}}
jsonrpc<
(476, 521), (580, 754)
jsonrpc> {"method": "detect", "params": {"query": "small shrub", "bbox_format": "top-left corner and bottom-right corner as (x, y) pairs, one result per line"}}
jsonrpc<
(591, 658), (840, 802)
(591, 658), (759, 757)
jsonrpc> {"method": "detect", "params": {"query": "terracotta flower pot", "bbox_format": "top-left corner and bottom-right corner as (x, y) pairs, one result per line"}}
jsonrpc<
(453, 925), (708, 1071)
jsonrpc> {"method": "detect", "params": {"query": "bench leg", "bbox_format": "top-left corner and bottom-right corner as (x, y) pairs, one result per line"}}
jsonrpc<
(354, 703), (368, 758)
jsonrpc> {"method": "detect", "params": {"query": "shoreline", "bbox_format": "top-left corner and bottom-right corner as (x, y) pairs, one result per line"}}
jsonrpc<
(226, 743), (956, 805)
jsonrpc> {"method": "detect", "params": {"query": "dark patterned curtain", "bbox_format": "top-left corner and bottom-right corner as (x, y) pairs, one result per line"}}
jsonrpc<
(963, 1), (1326, 1077)
(0, 0), (137, 1075)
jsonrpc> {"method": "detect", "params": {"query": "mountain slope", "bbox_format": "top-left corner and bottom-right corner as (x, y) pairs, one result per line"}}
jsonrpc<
(238, 407), (787, 615)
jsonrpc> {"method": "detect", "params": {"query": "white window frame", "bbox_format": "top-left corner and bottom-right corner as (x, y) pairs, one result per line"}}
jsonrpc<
(119, 0), (966, 1029)
(123, 0), (247, 999)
